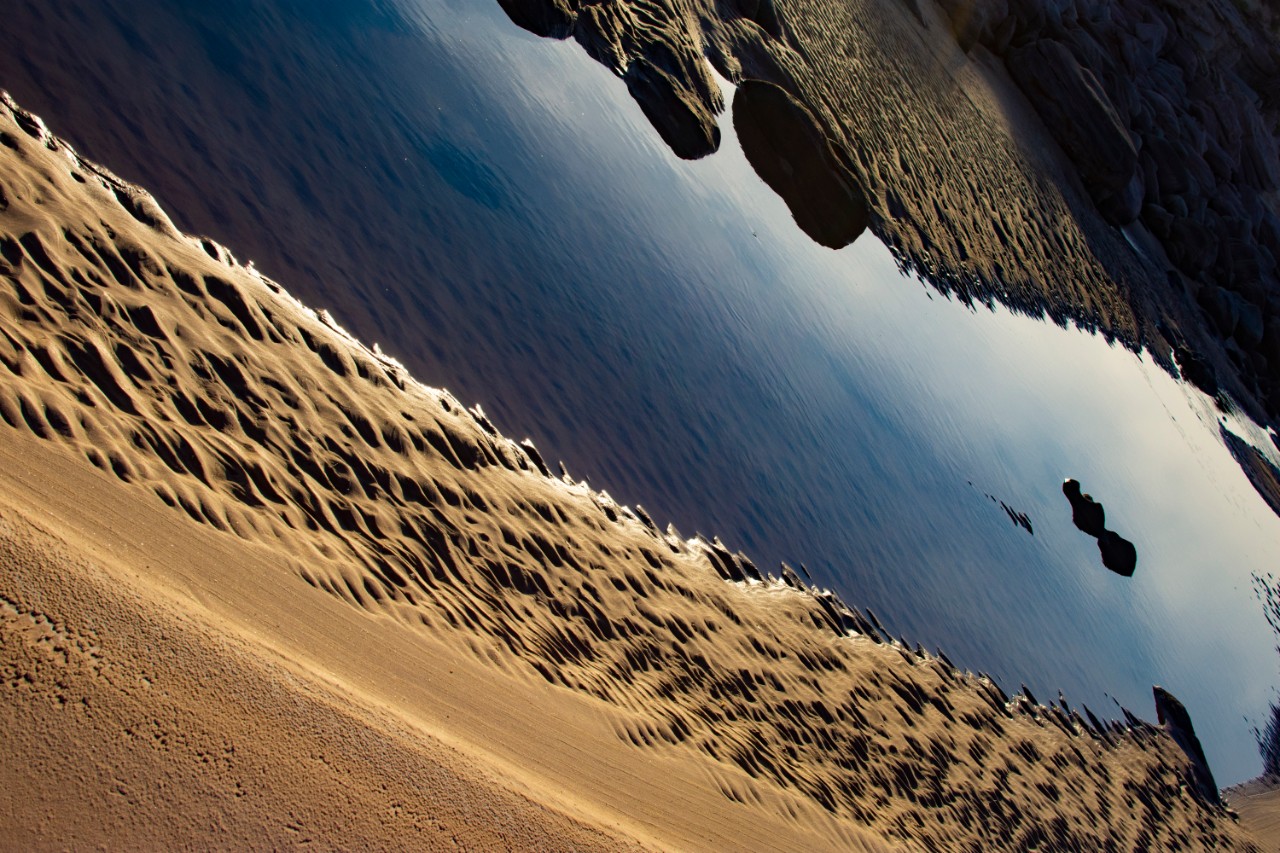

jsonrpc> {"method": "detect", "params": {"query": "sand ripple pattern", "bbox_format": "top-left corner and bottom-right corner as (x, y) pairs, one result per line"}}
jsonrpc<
(0, 94), (1254, 849)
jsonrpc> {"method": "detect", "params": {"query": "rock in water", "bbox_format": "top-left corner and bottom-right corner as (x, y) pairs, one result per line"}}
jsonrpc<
(1153, 686), (1220, 805)
(624, 57), (721, 161)
(731, 80), (869, 249)
(1097, 530), (1136, 577)
(494, 0), (577, 39)
(1063, 479), (1137, 576)
(1062, 478), (1105, 537)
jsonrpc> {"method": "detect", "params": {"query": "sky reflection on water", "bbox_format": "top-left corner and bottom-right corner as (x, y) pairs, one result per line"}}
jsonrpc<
(4, 0), (1274, 785)
(398, 1), (1280, 783)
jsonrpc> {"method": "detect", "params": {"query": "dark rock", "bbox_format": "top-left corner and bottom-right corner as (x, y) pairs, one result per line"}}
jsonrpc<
(1062, 478), (1105, 537)
(1141, 202), (1173, 240)
(1063, 479), (1137, 577)
(494, 0), (577, 38)
(1143, 134), (1192, 198)
(1264, 316), (1280, 369)
(1005, 38), (1141, 225)
(1220, 426), (1280, 520)
(1167, 216), (1216, 276)
(1153, 686), (1220, 805)
(1240, 107), (1280, 191)
(624, 57), (721, 160)
(1131, 17), (1168, 57)
(1202, 137), (1234, 182)
(1102, 171), (1145, 226)
(1236, 299), (1265, 351)
(732, 79), (869, 249)
(935, 0), (1007, 52)
(1174, 344), (1219, 396)
(1096, 529), (1136, 576)
(1200, 286), (1241, 338)
(1005, 0), (1063, 44)
(728, 0), (784, 40)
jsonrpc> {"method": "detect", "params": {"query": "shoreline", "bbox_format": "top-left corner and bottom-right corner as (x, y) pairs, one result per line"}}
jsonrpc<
(500, 0), (1280, 436)
(0, 89), (1266, 848)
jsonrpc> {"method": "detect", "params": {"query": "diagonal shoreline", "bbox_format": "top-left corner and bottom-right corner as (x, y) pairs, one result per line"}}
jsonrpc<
(0, 88), (1266, 847)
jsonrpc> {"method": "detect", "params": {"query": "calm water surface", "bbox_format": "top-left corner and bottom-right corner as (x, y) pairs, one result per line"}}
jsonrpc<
(393, 0), (1279, 785)
(6, 0), (1278, 785)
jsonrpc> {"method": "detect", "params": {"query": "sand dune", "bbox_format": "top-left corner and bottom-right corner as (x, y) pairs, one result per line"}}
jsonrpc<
(0, 93), (1264, 848)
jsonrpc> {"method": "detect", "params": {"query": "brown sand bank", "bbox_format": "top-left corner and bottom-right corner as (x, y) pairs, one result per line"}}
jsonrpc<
(0, 90), (1264, 848)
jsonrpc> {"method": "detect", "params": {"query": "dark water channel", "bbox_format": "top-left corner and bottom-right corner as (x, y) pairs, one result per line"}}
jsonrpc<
(4, 0), (1278, 786)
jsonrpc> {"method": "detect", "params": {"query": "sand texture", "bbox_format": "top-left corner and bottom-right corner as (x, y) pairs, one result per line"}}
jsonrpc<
(0, 90), (1266, 849)
(1227, 777), (1280, 852)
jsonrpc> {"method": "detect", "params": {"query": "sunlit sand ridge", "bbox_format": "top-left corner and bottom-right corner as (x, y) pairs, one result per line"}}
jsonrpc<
(0, 94), (1266, 848)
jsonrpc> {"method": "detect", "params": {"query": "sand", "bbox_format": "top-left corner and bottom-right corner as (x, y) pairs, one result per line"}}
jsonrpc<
(1227, 777), (1280, 852)
(0, 83), (1270, 849)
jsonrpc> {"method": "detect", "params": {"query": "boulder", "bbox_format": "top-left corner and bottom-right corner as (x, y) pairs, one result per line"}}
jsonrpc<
(1152, 686), (1220, 805)
(1263, 316), (1280, 369)
(1236, 299), (1265, 351)
(1173, 344), (1220, 396)
(1143, 134), (1192, 199)
(732, 80), (869, 248)
(1063, 479), (1139, 576)
(1167, 216), (1216, 276)
(624, 57), (721, 160)
(1096, 530), (1136, 577)
(1131, 17), (1168, 57)
(729, 0), (784, 40)
(934, 0), (1008, 52)
(1240, 108), (1280, 191)
(1062, 479), (1105, 537)
(1140, 202), (1173, 239)
(1006, 38), (1142, 225)
(494, 0), (577, 38)
(1200, 286), (1242, 338)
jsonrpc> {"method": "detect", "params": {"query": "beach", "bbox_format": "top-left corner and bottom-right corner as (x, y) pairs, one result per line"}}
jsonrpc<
(3, 0), (1280, 847)
(0, 88), (1270, 847)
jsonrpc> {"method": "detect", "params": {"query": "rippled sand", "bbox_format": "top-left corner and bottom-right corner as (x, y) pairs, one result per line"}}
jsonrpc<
(0, 93), (1268, 849)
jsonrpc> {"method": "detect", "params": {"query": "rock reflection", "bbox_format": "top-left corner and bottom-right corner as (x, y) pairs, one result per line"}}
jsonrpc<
(732, 80), (868, 249)
(1062, 478), (1137, 577)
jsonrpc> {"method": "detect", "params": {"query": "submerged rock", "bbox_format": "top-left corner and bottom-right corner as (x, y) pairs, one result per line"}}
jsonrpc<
(731, 80), (868, 249)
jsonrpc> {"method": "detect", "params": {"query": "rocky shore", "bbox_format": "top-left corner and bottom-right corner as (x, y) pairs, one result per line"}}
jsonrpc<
(499, 0), (1280, 438)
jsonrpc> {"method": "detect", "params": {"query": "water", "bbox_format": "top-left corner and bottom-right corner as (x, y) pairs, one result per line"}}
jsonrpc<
(3, 0), (1278, 785)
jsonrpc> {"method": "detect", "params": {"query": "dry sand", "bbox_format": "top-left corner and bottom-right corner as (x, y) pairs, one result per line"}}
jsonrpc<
(0, 86), (1270, 849)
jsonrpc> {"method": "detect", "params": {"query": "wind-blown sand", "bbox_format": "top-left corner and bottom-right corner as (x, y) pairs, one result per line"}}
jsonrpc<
(0, 88), (1268, 848)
